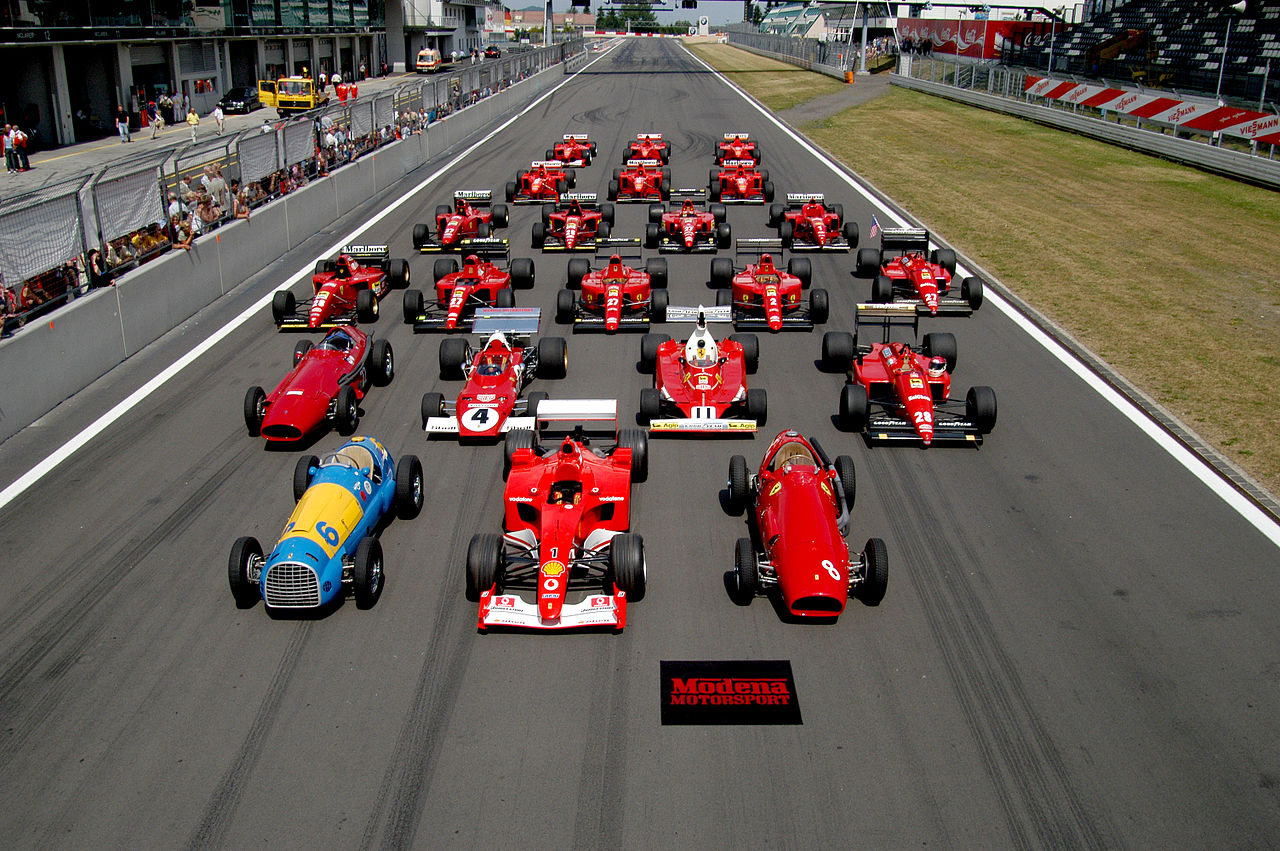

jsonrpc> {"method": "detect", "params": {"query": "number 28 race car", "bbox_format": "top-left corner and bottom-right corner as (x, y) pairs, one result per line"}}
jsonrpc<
(272, 245), (410, 330)
(228, 436), (424, 612)
(401, 244), (535, 332)
(412, 190), (511, 253)
(555, 253), (668, 332)
(855, 227), (983, 316)
(726, 430), (887, 618)
(466, 400), (648, 631)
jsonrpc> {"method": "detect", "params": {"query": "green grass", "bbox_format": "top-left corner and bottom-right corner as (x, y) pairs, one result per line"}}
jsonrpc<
(687, 43), (847, 113)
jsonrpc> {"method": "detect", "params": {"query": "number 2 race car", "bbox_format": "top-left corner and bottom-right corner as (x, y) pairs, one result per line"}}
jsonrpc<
(726, 430), (887, 618)
(768, 194), (858, 252)
(228, 436), (424, 612)
(272, 245), (410, 330)
(244, 326), (394, 442)
(709, 160), (774, 204)
(413, 190), (511, 253)
(506, 161), (575, 204)
(608, 159), (672, 203)
(855, 227), (983, 316)
(644, 196), (730, 253)
(466, 400), (648, 631)
(421, 308), (568, 440)
(711, 246), (826, 332)
(639, 305), (765, 434)
(402, 246), (535, 332)
(626, 132), (669, 164)
(555, 252), (668, 332)
(821, 303), (997, 445)
(548, 133), (597, 167)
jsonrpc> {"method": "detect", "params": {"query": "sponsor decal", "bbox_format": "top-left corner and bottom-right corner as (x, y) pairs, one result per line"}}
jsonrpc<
(508, 495), (533, 503)
(661, 660), (802, 725)
(768, 482), (782, 496)
(599, 495), (625, 502)
(909, 377), (925, 389)
(543, 577), (560, 591)
(541, 560), (566, 576)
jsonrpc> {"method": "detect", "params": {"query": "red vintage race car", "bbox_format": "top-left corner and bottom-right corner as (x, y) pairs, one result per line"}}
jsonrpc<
(768, 193), (858, 252)
(547, 133), (597, 167)
(639, 305), (764, 434)
(244, 326), (394, 442)
(506, 161), (575, 204)
(532, 194), (638, 252)
(608, 159), (671, 202)
(821, 303), (997, 444)
(555, 253), (668, 332)
(726, 429), (887, 617)
(420, 308), (568, 440)
(272, 245), (410, 330)
(402, 246), (535, 332)
(855, 227), (983, 316)
(644, 196), (730, 253)
(466, 400), (648, 631)
(626, 132), (669, 164)
(710, 246), (826, 332)
(412, 190), (511, 253)
(709, 160), (774, 204)
(715, 132), (760, 165)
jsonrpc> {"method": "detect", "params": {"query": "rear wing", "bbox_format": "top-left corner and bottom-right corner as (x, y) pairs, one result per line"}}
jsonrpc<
(531, 398), (618, 438)
(785, 193), (825, 206)
(454, 189), (493, 205)
(664, 305), (733, 323)
(625, 158), (661, 167)
(722, 132), (750, 140)
(340, 244), (389, 258)
(879, 227), (929, 253)
(720, 159), (756, 168)
(471, 307), (541, 339)
(560, 192), (598, 205)
(670, 187), (706, 200)
(636, 133), (663, 140)
(735, 237), (784, 257)
(529, 160), (563, 169)
(563, 133), (590, 141)
(855, 301), (920, 340)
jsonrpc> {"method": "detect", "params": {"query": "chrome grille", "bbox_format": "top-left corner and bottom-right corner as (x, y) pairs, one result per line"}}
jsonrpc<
(264, 561), (321, 608)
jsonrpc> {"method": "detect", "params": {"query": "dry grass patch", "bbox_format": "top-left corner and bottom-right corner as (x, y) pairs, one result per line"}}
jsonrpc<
(687, 43), (847, 113)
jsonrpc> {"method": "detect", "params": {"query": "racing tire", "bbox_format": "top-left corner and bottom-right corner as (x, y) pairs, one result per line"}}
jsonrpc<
(476, 222), (491, 239)
(842, 220), (859, 247)
(335, 385), (359, 436)
(646, 257), (668, 290)
(822, 331), (855, 372)
(856, 538), (888, 606)
(708, 182), (721, 203)
(466, 533), (505, 602)
(421, 391), (444, 429)
(555, 288), (575, 324)
(648, 204), (665, 225)
(754, 145), (763, 164)
(763, 181), (775, 203)
(293, 455), (319, 501)
(660, 182), (670, 202)
(314, 260), (329, 276)
(871, 274), (894, 303)
(839, 383), (870, 432)
(600, 203), (615, 226)
(777, 221), (794, 250)
(727, 455), (749, 516)
(293, 339), (313, 365)
(566, 169), (576, 189)
(590, 141), (598, 156)
(931, 247), (957, 276)
(371, 338), (394, 386)
(614, 167), (624, 180)
(746, 388), (767, 426)
(503, 429), (534, 480)
(403, 289), (423, 323)
(243, 386), (265, 436)
(597, 221), (612, 240)
(536, 336), (568, 379)
(525, 390), (548, 419)
(729, 333), (759, 374)
(650, 289), (668, 323)
(855, 247), (881, 278)
(505, 181), (517, 202)
(830, 203), (845, 225)
(716, 289), (732, 308)
(835, 455), (856, 512)
(356, 289), (378, 323)
(607, 179), (619, 201)
(545, 148), (555, 160)
(540, 203), (554, 227)
(639, 333), (669, 373)
(566, 257), (590, 289)
(967, 386), (998, 434)
(388, 258), (410, 288)
(708, 167), (720, 187)
(492, 204), (510, 228)
(716, 222), (732, 250)
(271, 290), (295, 324)
(394, 454), (425, 520)
(922, 332), (958, 373)
(809, 288), (830, 325)
(434, 257), (459, 283)
(962, 276), (984, 310)
(611, 534), (646, 602)
(439, 337), (469, 380)
(616, 428), (648, 483)
(758, 168), (771, 183)
(228, 536), (262, 609)
(412, 223), (430, 250)
(788, 256), (811, 289)
(644, 223), (661, 250)
(768, 203), (785, 227)
(710, 257), (734, 288)
(494, 288), (515, 309)
(510, 257), (536, 289)
(353, 537), (385, 609)
(639, 387), (661, 424)
(734, 537), (759, 603)
(660, 148), (670, 164)
(710, 204), (727, 224)
(531, 221), (546, 249)
(434, 204), (451, 222)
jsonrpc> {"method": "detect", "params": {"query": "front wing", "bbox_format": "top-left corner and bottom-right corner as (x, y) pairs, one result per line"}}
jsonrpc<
(731, 311), (815, 332)
(418, 236), (511, 254)
(648, 417), (757, 434)
(478, 588), (627, 630)
(657, 234), (719, 254)
(864, 414), (983, 444)
(276, 305), (357, 332)
(569, 309), (652, 333)
(542, 236), (641, 254)
(791, 236), (852, 253)
(424, 415), (535, 436)
(893, 295), (975, 317)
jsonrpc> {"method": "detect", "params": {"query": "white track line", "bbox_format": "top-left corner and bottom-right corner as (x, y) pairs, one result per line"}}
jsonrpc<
(0, 46), (617, 513)
(684, 44), (1280, 549)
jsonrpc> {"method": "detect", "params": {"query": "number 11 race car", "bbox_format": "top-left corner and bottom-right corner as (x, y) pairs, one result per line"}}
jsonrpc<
(272, 245), (410, 330)
(855, 227), (983, 316)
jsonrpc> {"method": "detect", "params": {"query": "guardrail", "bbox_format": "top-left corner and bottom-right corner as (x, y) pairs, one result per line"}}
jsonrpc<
(722, 27), (850, 82)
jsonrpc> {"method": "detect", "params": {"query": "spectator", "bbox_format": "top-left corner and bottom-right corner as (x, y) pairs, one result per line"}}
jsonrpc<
(202, 164), (228, 210)
(380, 60), (388, 77)
(116, 107), (131, 143)
(159, 92), (175, 124)
(331, 71), (341, 88)
(169, 213), (195, 250)
(260, 118), (272, 134)
(232, 188), (251, 220)
(196, 194), (222, 228)
(247, 180), (266, 204)
(3, 125), (16, 173)
(147, 101), (163, 138)
(213, 104), (226, 135)
(166, 191), (182, 220)
(359, 60), (367, 79)
(186, 107), (200, 142)
(86, 249), (111, 287)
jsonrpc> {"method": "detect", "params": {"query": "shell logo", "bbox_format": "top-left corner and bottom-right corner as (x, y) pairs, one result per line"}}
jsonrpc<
(542, 560), (566, 576)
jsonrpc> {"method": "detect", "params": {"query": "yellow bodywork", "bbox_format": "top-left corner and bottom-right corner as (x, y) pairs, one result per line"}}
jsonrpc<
(278, 482), (362, 558)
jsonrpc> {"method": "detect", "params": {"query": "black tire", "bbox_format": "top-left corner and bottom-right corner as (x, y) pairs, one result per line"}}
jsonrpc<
(540, 203), (554, 227)
(271, 289), (295, 323)
(650, 289), (668, 323)
(734, 537), (759, 602)
(439, 337), (469, 379)
(505, 180), (517, 202)
(644, 222), (661, 250)
(545, 148), (555, 160)
(293, 454), (318, 501)
(778, 220), (794, 249)
(855, 247), (881, 278)
(639, 333), (668, 373)
(492, 204), (509, 228)
(465, 533), (505, 602)
(433, 257), (459, 283)
(763, 181), (775, 203)
(830, 202), (844, 224)
(716, 289), (732, 308)
(759, 167), (770, 183)
(660, 182), (670, 202)
(922, 332), (958, 373)
(708, 167), (720, 186)
(835, 455), (856, 512)
(962, 275), (984, 310)
(525, 390), (547, 419)
(352, 537), (384, 609)
(566, 257), (590, 289)
(842, 220), (859, 247)
(809, 288), (829, 325)
(616, 427), (648, 483)
(412, 222), (430, 250)
(403, 289), (423, 323)
(356, 288), (378, 323)
(966, 386), (998, 434)
(434, 203), (451, 221)
(710, 203), (727, 224)
(335, 385), (359, 435)
(503, 429), (534, 480)
(660, 148), (669, 164)
(768, 202), (785, 227)
(596, 220), (611, 240)
(932, 247), (957, 275)
(494, 288), (515, 309)
(371, 338), (394, 386)
(555, 288), (575, 324)
(822, 331), (855, 371)
(839, 383), (869, 432)
(716, 222), (732, 250)
(648, 203), (665, 224)
(788, 256), (812, 289)
(476, 221), (492, 239)
(510, 257), (535, 289)
(536, 336), (568, 379)
(607, 179), (619, 201)
(565, 168), (576, 188)
(611, 534), (646, 602)
(857, 538), (888, 606)
(244, 385), (266, 436)
(293, 339), (313, 365)
(639, 387), (661, 424)
(708, 182), (721, 202)
(421, 391), (444, 428)
(646, 257), (667, 290)
(746, 387), (767, 426)
(871, 274), (895, 303)
(600, 202), (615, 226)
(388, 258), (410, 288)
(729, 333), (758, 374)
(531, 221), (546, 249)
(228, 536), (262, 608)
(395, 454), (424, 519)
(727, 454), (749, 516)
(614, 166), (624, 179)
(710, 257), (734, 288)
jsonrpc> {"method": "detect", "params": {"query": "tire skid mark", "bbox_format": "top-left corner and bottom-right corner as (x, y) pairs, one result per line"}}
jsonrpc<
(185, 622), (313, 850)
(862, 450), (1112, 850)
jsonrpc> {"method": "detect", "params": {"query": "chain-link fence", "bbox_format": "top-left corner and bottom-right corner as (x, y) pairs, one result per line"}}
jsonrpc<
(723, 24), (852, 80)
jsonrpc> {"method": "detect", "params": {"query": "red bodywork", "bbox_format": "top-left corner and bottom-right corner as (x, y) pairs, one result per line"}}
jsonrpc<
(653, 332), (748, 419)
(509, 162), (569, 203)
(711, 162), (770, 203)
(783, 202), (845, 249)
(435, 255), (513, 330)
(551, 135), (594, 166)
(451, 335), (534, 439)
(852, 341), (949, 445)
(717, 134), (759, 164)
(655, 199), (719, 250)
(298, 254), (389, 329)
(258, 327), (371, 441)
(628, 134), (668, 162)
(614, 160), (667, 202)
(436, 197), (499, 247)
(541, 200), (607, 251)
(880, 252), (953, 315)
(728, 255), (804, 331)
(579, 255), (654, 331)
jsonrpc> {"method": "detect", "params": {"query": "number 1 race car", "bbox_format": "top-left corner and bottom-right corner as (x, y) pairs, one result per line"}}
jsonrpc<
(421, 308), (568, 440)
(608, 159), (672, 202)
(555, 252), (668, 332)
(228, 436), (424, 612)
(726, 430), (886, 617)
(626, 132), (669, 164)
(711, 245), (826, 332)
(272, 245), (410, 330)
(506, 161), (575, 204)
(855, 227), (983, 316)
(466, 399), (648, 631)
(401, 246), (535, 332)
(245, 326), (394, 442)
(821, 303), (997, 445)
(715, 132), (760, 165)
(709, 160), (774, 204)
(639, 305), (765, 434)
(547, 133), (597, 167)
(768, 194), (859, 252)
(644, 196), (730, 253)
(412, 190), (511, 253)
(532, 194), (638, 252)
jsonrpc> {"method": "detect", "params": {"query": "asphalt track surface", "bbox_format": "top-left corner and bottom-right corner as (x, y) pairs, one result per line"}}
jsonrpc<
(2, 38), (1279, 848)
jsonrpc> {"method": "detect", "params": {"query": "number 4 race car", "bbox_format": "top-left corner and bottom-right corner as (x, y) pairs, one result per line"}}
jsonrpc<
(768, 194), (859, 252)
(272, 245), (410, 330)
(466, 399), (648, 631)
(644, 196), (730, 253)
(709, 160), (774, 204)
(420, 308), (568, 440)
(855, 226), (983, 316)
(412, 190), (511, 253)
(401, 245), (535, 332)
(228, 435), (424, 612)
(726, 429), (887, 618)
(711, 244), (826, 332)
(506, 161), (575, 204)
(555, 252), (668, 332)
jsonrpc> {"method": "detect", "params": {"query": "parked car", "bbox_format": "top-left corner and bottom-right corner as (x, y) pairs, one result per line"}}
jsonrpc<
(218, 86), (262, 114)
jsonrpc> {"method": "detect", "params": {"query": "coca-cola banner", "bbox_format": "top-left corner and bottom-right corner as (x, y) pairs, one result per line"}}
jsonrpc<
(898, 17), (1042, 60)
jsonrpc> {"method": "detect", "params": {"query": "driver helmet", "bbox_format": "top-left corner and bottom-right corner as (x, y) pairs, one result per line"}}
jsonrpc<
(927, 356), (947, 378)
(681, 199), (696, 214)
(335, 255), (353, 277)
(477, 353), (504, 375)
(463, 253), (481, 269)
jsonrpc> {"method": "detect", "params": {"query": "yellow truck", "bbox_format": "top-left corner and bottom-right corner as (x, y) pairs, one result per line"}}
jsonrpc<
(258, 76), (330, 115)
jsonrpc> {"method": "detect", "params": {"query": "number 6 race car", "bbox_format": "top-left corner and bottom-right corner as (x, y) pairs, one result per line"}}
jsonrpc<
(726, 429), (887, 618)
(506, 161), (575, 204)
(272, 245), (411, 330)
(228, 436), (424, 612)
(466, 399), (648, 631)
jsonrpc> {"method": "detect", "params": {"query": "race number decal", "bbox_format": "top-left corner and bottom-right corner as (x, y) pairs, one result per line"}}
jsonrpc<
(461, 406), (499, 430)
(691, 406), (716, 420)
(822, 559), (842, 581)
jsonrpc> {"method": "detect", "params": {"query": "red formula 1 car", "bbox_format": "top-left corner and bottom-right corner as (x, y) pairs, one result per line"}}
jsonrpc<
(715, 132), (760, 165)
(608, 159), (671, 203)
(821, 303), (997, 445)
(402, 246), (535, 332)
(272, 245), (410, 330)
(768, 193), (858, 252)
(532, 194), (638, 253)
(244, 326), (395, 442)
(855, 227), (983, 316)
(412, 190), (511, 253)
(709, 160), (774, 204)
(547, 133), (597, 167)
(420, 308), (567, 440)
(466, 400), (648, 631)
(726, 429), (887, 617)
(644, 196), (730, 253)
(555, 252), (668, 332)
(710, 245), (826, 332)
(639, 305), (764, 434)
(626, 132), (669, 164)
(505, 161), (575, 204)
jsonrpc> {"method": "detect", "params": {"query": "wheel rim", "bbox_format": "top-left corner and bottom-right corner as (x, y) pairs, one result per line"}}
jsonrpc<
(384, 351), (393, 377)
(370, 555), (382, 593)
(413, 474), (423, 505)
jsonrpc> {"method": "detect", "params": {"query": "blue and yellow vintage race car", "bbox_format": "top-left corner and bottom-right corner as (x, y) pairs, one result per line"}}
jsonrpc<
(228, 436), (424, 611)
